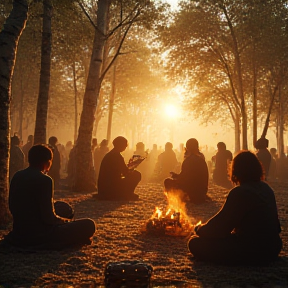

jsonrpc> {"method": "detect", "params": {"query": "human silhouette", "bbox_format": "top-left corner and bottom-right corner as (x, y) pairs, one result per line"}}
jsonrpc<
(48, 136), (61, 189)
(94, 139), (109, 186)
(9, 134), (24, 182)
(133, 142), (149, 183)
(212, 142), (233, 188)
(22, 134), (33, 168)
(255, 137), (271, 180)
(97, 136), (141, 200)
(188, 150), (282, 264)
(156, 142), (178, 181)
(164, 138), (209, 204)
(269, 148), (277, 181)
(5, 144), (95, 249)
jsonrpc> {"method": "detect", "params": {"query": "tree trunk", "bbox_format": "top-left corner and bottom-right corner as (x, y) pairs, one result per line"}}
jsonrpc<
(234, 112), (241, 153)
(260, 85), (278, 139)
(277, 86), (284, 157)
(72, 62), (78, 143)
(0, 0), (28, 227)
(34, 0), (52, 145)
(106, 62), (117, 143)
(252, 48), (258, 146)
(19, 76), (24, 139)
(222, 5), (248, 149)
(74, 0), (111, 192)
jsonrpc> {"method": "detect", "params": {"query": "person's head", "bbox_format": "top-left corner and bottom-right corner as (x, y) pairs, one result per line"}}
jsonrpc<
(48, 136), (58, 146)
(100, 139), (108, 147)
(11, 134), (20, 146)
(27, 135), (34, 143)
(230, 150), (264, 185)
(217, 142), (226, 151)
(254, 137), (269, 150)
(112, 136), (128, 152)
(185, 138), (199, 153)
(270, 148), (277, 157)
(136, 142), (145, 151)
(66, 141), (73, 147)
(92, 138), (97, 147)
(28, 144), (53, 172)
(165, 142), (173, 151)
(152, 144), (157, 150)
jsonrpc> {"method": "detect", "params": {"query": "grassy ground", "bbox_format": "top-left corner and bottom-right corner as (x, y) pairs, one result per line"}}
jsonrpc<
(0, 180), (287, 288)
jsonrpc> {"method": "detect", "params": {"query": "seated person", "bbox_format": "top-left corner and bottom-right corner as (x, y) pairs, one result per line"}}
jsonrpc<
(212, 142), (233, 188)
(97, 136), (141, 200)
(156, 142), (179, 181)
(255, 137), (271, 180)
(5, 144), (95, 249)
(164, 138), (209, 204)
(188, 150), (282, 264)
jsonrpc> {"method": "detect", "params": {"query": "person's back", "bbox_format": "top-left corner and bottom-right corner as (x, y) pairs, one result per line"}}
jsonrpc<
(255, 138), (271, 179)
(164, 138), (209, 203)
(94, 139), (109, 185)
(97, 136), (141, 200)
(213, 142), (233, 187)
(9, 167), (57, 244)
(48, 136), (61, 188)
(9, 134), (24, 182)
(178, 153), (209, 202)
(158, 142), (178, 179)
(22, 135), (33, 168)
(6, 144), (95, 249)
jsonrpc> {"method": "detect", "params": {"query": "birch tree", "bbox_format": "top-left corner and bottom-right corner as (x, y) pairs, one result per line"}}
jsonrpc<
(0, 0), (28, 226)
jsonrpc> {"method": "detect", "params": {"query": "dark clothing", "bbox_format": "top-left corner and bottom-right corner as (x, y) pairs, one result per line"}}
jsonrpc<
(157, 149), (178, 180)
(256, 149), (271, 179)
(22, 141), (33, 168)
(6, 167), (95, 249)
(9, 145), (24, 182)
(94, 146), (109, 185)
(188, 181), (282, 264)
(48, 144), (61, 189)
(212, 149), (233, 188)
(97, 148), (141, 200)
(164, 154), (209, 203)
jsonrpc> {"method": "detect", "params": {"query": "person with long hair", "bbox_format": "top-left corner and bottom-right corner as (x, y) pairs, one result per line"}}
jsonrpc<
(188, 150), (282, 264)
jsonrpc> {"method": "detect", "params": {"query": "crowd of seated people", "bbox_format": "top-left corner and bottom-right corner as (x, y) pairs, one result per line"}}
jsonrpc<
(3, 134), (282, 265)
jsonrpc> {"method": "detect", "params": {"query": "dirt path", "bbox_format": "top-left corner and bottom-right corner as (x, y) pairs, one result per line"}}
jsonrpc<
(0, 181), (287, 287)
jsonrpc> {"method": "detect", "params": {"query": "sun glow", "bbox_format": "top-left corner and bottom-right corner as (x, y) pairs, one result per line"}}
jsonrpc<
(165, 104), (179, 118)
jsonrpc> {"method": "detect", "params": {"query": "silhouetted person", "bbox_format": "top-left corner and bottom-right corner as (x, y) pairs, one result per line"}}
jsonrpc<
(255, 137), (271, 180)
(22, 134), (33, 168)
(48, 136), (61, 189)
(9, 134), (24, 182)
(94, 139), (109, 186)
(5, 144), (95, 249)
(133, 142), (149, 183)
(188, 150), (282, 264)
(164, 138), (209, 204)
(212, 142), (233, 188)
(97, 136), (141, 200)
(156, 142), (179, 181)
(269, 148), (277, 181)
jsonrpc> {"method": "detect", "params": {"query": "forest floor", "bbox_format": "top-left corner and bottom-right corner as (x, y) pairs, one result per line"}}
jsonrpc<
(0, 179), (288, 288)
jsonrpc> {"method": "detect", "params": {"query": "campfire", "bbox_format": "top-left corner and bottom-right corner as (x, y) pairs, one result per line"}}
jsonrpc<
(144, 190), (200, 237)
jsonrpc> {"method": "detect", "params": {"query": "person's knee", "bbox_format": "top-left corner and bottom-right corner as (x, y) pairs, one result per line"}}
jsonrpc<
(164, 178), (173, 190)
(82, 218), (96, 237)
(132, 170), (141, 182)
(188, 235), (201, 255)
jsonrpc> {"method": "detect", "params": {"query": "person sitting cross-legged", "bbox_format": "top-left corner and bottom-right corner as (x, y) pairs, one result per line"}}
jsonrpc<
(97, 136), (141, 201)
(188, 150), (282, 265)
(164, 138), (209, 204)
(5, 144), (96, 250)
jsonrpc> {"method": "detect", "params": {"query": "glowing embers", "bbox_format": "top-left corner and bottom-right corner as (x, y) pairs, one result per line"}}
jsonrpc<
(145, 190), (194, 237)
